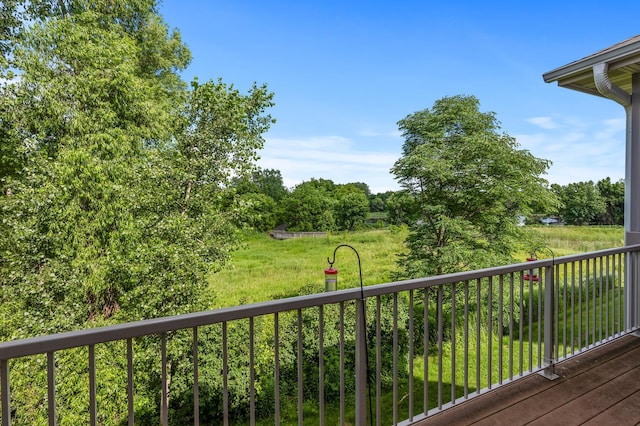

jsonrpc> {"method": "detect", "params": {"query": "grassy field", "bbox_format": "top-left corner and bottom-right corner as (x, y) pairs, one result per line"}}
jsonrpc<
(209, 227), (409, 308)
(209, 225), (623, 308)
(207, 225), (624, 423)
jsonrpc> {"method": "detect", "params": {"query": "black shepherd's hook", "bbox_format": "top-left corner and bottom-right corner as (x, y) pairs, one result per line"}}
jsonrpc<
(531, 246), (556, 266)
(326, 244), (372, 425)
(327, 244), (364, 299)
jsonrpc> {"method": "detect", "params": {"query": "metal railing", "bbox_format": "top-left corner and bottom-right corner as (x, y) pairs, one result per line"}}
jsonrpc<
(1, 245), (640, 425)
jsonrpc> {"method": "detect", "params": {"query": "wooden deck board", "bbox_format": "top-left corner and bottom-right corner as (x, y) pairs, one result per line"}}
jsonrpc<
(414, 334), (640, 426)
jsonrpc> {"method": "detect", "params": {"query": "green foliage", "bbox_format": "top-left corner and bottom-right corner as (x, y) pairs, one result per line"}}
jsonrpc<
(552, 181), (607, 225)
(596, 178), (624, 225)
(281, 179), (372, 232)
(334, 184), (369, 231)
(369, 190), (395, 213)
(391, 95), (559, 278)
(0, 2), (274, 424)
(280, 180), (336, 231)
(251, 168), (288, 202)
(233, 192), (278, 232)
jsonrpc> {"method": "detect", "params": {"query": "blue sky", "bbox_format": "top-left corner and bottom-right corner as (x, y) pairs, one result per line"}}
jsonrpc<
(159, 1), (638, 193)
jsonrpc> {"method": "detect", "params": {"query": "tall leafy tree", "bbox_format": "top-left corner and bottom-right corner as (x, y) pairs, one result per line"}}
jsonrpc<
(391, 95), (557, 278)
(334, 183), (369, 230)
(252, 168), (288, 201)
(0, 0), (274, 336)
(280, 179), (336, 231)
(596, 177), (624, 225)
(552, 181), (607, 226)
(0, 1), (275, 422)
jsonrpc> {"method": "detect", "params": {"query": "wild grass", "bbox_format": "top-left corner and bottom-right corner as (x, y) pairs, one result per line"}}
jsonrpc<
(529, 225), (623, 256)
(208, 225), (624, 423)
(209, 228), (408, 307)
(209, 225), (623, 307)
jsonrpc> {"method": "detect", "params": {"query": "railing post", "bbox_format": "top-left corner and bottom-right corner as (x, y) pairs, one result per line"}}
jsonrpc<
(626, 251), (640, 332)
(540, 265), (559, 380)
(625, 73), (640, 333)
(355, 298), (367, 426)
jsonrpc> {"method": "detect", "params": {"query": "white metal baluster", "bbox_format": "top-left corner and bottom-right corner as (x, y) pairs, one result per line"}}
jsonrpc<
(376, 296), (382, 425)
(579, 260), (584, 351)
(424, 290), (429, 413)
(570, 262), (575, 355)
(545, 264), (560, 361)
(339, 302), (345, 425)
(537, 270), (542, 369)
(408, 290), (414, 421)
(487, 277), (493, 388)
(618, 253), (623, 334)
(393, 293), (399, 423)
(250, 317), (255, 426)
(519, 274), (524, 376)
(437, 286), (443, 409)
(319, 306), (324, 426)
(563, 264), (567, 358)
(586, 259), (590, 348)
(223, 323), (228, 426)
(509, 274), (514, 380)
(297, 309), (303, 426)
(599, 257), (603, 343)
(604, 256), (613, 340)
(127, 338), (134, 426)
(355, 298), (367, 426)
(161, 333), (168, 426)
(450, 283), (456, 402)
(1, 359), (10, 426)
(542, 265), (558, 379)
(47, 351), (56, 426)
(464, 281), (469, 398)
(193, 327), (199, 426)
(274, 313), (280, 426)
(592, 259), (597, 346)
(89, 345), (96, 426)
(498, 275), (503, 385)
(528, 273), (533, 371)
(476, 279), (481, 392)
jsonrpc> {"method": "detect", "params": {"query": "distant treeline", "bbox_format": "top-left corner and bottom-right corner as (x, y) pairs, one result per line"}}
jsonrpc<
(235, 171), (624, 230)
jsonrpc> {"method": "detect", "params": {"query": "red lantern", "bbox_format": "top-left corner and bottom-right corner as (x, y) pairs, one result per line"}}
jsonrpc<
(324, 267), (338, 292)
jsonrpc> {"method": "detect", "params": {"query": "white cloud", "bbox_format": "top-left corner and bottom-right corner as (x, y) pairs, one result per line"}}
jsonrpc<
(258, 136), (401, 193)
(515, 116), (625, 185)
(527, 116), (558, 130)
(358, 129), (403, 138)
(595, 118), (625, 140)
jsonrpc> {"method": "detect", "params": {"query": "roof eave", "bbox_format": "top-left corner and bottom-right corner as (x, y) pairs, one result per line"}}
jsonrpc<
(543, 36), (640, 84)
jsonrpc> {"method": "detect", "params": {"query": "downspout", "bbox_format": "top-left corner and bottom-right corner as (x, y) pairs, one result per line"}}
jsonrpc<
(593, 63), (631, 107)
(593, 62), (640, 330)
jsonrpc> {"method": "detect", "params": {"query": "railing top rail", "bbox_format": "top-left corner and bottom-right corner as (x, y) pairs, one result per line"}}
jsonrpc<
(2, 244), (637, 360)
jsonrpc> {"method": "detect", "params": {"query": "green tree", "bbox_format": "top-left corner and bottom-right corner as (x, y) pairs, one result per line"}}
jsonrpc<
(369, 190), (395, 212)
(280, 180), (335, 231)
(391, 95), (557, 278)
(334, 184), (369, 230)
(233, 192), (278, 231)
(596, 177), (624, 225)
(552, 181), (607, 225)
(252, 168), (288, 201)
(0, 1), (275, 422)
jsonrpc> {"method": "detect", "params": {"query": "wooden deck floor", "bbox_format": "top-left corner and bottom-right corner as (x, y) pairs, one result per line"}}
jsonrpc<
(415, 334), (640, 426)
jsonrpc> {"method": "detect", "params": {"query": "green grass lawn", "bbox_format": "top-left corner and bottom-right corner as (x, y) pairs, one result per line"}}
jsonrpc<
(209, 225), (623, 308)
(209, 228), (408, 308)
(209, 225), (624, 424)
